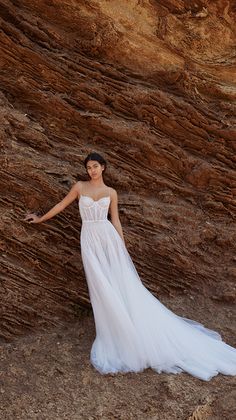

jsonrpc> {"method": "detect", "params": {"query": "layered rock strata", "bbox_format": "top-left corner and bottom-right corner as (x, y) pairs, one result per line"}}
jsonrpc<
(0, 0), (235, 340)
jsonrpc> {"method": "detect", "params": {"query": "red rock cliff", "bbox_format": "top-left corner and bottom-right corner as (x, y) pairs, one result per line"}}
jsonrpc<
(0, 0), (236, 340)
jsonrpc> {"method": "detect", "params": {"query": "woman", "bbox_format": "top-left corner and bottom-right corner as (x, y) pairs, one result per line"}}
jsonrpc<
(25, 152), (236, 380)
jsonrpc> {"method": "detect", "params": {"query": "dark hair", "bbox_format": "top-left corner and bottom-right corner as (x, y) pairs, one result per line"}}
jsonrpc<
(84, 152), (107, 172)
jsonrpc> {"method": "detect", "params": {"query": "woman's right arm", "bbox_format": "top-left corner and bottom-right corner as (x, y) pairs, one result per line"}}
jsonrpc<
(25, 182), (80, 224)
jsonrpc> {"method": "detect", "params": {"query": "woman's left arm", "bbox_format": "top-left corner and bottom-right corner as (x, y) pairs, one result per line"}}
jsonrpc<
(109, 189), (125, 242)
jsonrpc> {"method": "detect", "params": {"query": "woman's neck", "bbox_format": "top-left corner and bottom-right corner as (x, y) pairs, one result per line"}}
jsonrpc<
(88, 179), (105, 188)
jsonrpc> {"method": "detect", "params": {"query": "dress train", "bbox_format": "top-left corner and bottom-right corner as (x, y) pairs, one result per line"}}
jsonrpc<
(79, 195), (236, 381)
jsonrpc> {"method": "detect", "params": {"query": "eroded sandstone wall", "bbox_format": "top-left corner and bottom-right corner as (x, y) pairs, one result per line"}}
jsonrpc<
(0, 0), (236, 340)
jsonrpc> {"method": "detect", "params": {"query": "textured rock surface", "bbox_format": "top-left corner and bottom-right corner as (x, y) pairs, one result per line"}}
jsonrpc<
(0, 0), (236, 342)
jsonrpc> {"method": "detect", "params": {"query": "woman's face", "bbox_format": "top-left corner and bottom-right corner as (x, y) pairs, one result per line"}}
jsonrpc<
(86, 160), (104, 180)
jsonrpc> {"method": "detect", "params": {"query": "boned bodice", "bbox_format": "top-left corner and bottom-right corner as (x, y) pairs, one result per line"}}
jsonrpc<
(79, 195), (110, 222)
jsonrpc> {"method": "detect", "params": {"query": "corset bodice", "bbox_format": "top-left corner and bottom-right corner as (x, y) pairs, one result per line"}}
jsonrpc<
(79, 195), (110, 222)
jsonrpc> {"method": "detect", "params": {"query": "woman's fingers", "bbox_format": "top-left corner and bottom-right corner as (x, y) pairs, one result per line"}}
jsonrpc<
(24, 213), (37, 222)
(24, 213), (33, 221)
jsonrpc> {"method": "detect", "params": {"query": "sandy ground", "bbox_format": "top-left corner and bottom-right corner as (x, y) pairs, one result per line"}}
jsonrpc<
(1, 297), (236, 420)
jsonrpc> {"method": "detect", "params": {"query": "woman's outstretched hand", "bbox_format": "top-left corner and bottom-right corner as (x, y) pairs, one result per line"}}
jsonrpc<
(24, 213), (41, 224)
(23, 183), (80, 225)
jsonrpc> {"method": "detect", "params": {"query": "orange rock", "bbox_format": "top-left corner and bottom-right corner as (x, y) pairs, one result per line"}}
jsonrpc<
(0, 0), (235, 340)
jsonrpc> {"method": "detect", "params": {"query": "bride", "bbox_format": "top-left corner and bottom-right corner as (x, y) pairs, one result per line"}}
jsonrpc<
(25, 152), (236, 381)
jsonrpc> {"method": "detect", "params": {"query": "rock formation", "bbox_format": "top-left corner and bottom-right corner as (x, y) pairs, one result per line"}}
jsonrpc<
(0, 0), (236, 341)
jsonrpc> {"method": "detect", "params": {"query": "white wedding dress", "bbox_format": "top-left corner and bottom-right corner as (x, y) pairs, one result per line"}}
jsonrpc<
(79, 194), (236, 381)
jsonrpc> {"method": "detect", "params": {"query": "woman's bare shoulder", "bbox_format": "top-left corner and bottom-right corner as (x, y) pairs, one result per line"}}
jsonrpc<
(75, 180), (89, 191)
(109, 187), (118, 199)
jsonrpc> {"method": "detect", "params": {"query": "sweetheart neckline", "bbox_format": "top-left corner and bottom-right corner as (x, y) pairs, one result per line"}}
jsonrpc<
(79, 195), (111, 203)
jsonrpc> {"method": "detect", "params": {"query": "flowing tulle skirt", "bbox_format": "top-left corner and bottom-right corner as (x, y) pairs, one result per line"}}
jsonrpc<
(81, 220), (236, 381)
